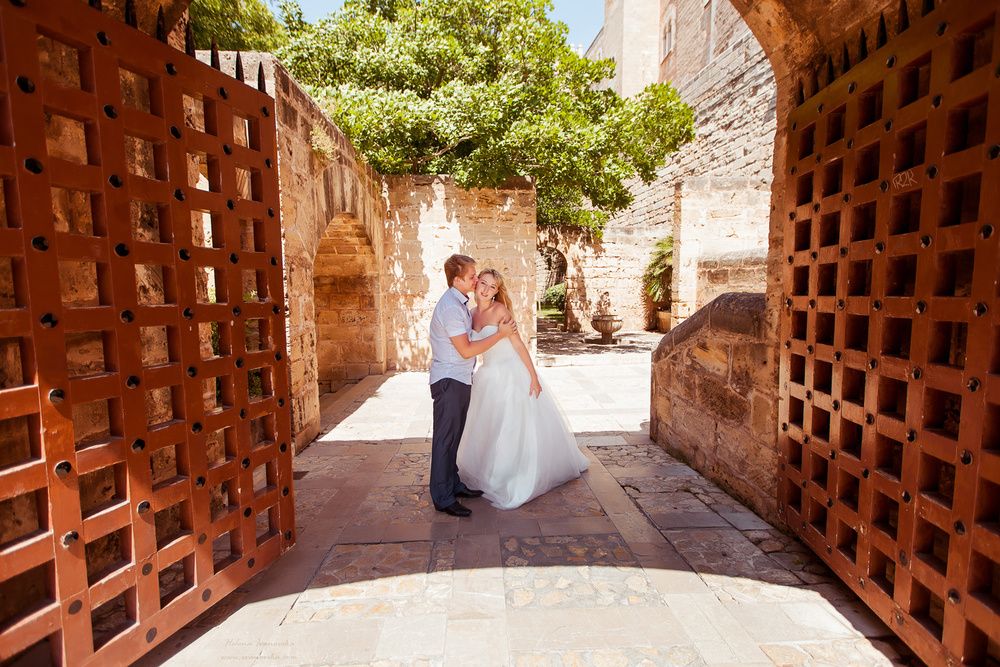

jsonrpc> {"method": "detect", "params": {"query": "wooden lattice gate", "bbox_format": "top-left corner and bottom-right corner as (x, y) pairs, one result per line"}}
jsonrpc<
(0, 2), (294, 665)
(779, 1), (1000, 665)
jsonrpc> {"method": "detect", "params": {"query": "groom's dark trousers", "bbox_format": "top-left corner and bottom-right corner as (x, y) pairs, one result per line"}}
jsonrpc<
(430, 378), (472, 509)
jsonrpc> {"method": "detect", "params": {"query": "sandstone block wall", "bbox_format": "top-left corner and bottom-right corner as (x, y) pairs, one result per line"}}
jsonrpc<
(650, 292), (780, 525)
(696, 247), (767, 309)
(383, 176), (537, 370)
(208, 52), (387, 450)
(573, 9), (776, 335)
(313, 215), (384, 394)
(630, 31), (775, 326)
(671, 174), (772, 320)
(659, 0), (711, 88)
(621, 0), (661, 96)
(665, 32), (775, 325)
(270, 59), (386, 450)
(659, 0), (750, 90)
(538, 225), (659, 333)
(667, 33), (777, 182)
(587, 0), (660, 97)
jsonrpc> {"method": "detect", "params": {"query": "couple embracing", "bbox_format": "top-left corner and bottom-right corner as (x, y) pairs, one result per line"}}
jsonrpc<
(428, 253), (589, 516)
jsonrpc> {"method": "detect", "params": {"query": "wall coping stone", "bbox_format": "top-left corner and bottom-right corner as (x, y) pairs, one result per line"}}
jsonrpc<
(709, 292), (766, 338)
(699, 247), (768, 269)
(654, 292), (765, 363)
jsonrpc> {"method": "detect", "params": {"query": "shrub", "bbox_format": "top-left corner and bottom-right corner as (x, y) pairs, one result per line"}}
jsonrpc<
(541, 282), (565, 310)
(643, 236), (673, 305)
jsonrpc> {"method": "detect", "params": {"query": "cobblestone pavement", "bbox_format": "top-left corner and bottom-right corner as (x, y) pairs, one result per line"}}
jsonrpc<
(138, 360), (921, 667)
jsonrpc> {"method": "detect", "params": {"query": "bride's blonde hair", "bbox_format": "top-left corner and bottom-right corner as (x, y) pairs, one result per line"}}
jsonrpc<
(478, 268), (512, 311)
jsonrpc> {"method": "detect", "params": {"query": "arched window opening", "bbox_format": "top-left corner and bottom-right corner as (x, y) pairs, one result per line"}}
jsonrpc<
(661, 7), (676, 60)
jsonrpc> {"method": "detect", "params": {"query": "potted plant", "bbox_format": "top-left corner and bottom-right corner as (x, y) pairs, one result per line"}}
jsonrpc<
(643, 236), (673, 332)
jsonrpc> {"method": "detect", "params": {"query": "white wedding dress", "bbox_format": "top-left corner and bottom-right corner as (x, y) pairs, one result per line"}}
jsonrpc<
(456, 325), (590, 510)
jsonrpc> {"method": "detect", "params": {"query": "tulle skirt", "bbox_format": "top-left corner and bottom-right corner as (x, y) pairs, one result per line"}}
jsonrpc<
(456, 356), (589, 510)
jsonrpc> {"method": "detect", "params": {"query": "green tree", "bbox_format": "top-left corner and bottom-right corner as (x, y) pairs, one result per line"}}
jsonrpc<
(277, 0), (694, 235)
(189, 0), (285, 52)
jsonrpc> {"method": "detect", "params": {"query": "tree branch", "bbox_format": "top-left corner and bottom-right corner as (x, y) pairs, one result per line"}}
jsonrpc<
(409, 136), (471, 166)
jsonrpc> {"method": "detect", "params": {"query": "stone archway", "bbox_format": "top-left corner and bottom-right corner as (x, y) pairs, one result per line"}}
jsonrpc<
(537, 246), (567, 291)
(537, 227), (586, 333)
(536, 245), (569, 328)
(313, 213), (386, 394)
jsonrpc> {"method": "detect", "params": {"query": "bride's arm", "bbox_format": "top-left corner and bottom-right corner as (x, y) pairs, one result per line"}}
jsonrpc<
(497, 307), (542, 397)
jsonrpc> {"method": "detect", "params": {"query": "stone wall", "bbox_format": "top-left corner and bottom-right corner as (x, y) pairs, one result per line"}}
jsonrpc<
(313, 214), (384, 394)
(696, 247), (767, 308)
(659, 0), (751, 89)
(205, 52), (387, 450)
(665, 30), (775, 325)
(671, 175), (773, 321)
(538, 225), (658, 333)
(650, 292), (780, 525)
(587, 0), (660, 97)
(620, 0), (661, 96)
(574, 8), (776, 334)
(627, 30), (775, 326)
(383, 176), (537, 370)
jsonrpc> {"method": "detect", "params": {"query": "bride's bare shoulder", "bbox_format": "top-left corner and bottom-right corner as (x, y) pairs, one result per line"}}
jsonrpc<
(486, 302), (512, 323)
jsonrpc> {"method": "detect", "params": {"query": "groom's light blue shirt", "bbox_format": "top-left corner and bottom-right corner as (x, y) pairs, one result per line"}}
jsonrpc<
(429, 286), (475, 385)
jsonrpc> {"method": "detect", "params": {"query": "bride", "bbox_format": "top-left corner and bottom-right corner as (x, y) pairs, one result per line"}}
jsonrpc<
(456, 268), (589, 510)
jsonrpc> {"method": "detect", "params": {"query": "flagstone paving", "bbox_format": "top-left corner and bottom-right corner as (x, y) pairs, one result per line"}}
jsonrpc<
(137, 361), (922, 667)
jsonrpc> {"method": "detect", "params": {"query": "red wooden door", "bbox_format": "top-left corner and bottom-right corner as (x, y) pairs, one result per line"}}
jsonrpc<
(0, 2), (294, 664)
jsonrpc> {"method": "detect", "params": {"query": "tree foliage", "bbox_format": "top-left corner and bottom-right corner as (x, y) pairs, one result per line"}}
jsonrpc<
(278, 0), (694, 235)
(189, 0), (285, 52)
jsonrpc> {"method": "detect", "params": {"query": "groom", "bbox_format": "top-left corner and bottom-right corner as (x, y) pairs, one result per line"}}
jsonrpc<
(429, 254), (515, 516)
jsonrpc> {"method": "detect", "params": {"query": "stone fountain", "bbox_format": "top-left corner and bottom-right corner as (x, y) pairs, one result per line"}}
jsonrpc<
(591, 314), (623, 344)
(591, 293), (622, 344)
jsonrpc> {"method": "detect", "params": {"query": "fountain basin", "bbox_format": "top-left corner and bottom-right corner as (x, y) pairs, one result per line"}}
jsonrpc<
(591, 314), (623, 344)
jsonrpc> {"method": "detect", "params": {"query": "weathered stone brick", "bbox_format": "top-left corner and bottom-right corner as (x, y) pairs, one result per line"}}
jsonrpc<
(730, 341), (773, 394)
(696, 375), (750, 424)
(751, 392), (778, 441)
(709, 292), (766, 338)
(655, 392), (672, 425)
(318, 325), (360, 342)
(716, 422), (778, 496)
(687, 340), (729, 377)
(706, 268), (730, 285)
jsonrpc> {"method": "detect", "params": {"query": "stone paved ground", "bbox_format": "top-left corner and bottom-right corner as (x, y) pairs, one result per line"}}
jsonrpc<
(138, 358), (922, 667)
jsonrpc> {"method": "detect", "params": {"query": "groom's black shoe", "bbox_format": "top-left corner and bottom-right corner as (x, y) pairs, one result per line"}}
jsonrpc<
(437, 501), (472, 517)
(456, 489), (484, 499)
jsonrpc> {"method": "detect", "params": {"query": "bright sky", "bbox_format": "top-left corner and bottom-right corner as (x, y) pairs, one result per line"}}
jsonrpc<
(284, 1), (606, 52)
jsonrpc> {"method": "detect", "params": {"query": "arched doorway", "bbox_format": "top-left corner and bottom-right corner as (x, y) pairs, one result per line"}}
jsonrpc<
(312, 213), (386, 394)
(536, 246), (568, 329)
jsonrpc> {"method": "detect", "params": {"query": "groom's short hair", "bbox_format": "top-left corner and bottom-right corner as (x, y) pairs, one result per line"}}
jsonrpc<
(444, 254), (476, 287)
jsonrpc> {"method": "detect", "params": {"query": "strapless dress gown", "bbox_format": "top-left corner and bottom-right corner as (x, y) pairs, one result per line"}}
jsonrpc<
(456, 324), (589, 509)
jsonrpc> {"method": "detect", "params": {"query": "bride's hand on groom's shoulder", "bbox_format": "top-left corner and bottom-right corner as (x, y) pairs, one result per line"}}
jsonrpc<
(498, 317), (517, 338)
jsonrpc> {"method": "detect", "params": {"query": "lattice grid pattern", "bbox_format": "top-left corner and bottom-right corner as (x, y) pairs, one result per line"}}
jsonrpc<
(0, 2), (293, 665)
(779, 2), (1000, 665)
